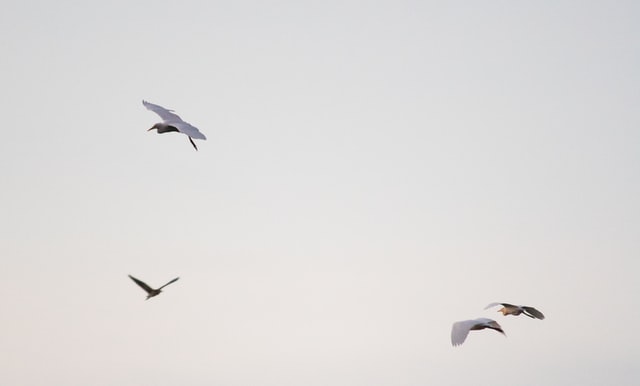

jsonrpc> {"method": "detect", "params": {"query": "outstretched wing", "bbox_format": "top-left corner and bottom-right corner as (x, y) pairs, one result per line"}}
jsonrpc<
(158, 277), (180, 290)
(451, 320), (474, 346)
(129, 275), (154, 294)
(143, 100), (206, 140)
(486, 319), (506, 335)
(522, 306), (545, 320)
(172, 122), (207, 140)
(143, 100), (183, 123)
(484, 302), (505, 310)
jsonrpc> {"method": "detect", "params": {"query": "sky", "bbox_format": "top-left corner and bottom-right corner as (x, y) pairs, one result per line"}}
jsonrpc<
(1, 0), (639, 385)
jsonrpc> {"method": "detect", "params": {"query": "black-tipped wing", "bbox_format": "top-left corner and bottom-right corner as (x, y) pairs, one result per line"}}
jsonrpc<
(486, 320), (506, 335)
(452, 318), (505, 346)
(129, 275), (154, 294)
(522, 306), (545, 320)
(158, 277), (180, 290)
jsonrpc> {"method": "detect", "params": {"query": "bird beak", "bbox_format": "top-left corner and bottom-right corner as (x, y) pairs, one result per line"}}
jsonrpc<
(147, 127), (155, 131)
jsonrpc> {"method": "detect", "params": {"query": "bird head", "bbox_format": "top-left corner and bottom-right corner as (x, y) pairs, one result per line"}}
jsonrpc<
(148, 124), (159, 132)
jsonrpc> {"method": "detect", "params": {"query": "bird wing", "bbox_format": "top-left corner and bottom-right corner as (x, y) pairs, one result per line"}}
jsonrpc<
(171, 122), (207, 140)
(143, 100), (206, 140)
(143, 100), (183, 123)
(522, 306), (545, 320)
(129, 275), (154, 294)
(451, 320), (474, 346)
(158, 277), (180, 290)
(485, 302), (518, 310)
(486, 319), (506, 334)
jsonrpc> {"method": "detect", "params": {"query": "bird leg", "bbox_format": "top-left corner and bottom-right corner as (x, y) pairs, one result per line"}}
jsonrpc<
(188, 136), (198, 151)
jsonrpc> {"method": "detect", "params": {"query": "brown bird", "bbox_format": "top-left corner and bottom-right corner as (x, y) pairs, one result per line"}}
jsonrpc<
(451, 318), (505, 346)
(485, 302), (545, 320)
(128, 275), (179, 300)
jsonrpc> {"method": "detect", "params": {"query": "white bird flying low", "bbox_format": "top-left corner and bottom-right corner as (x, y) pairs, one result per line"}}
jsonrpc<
(128, 274), (180, 300)
(485, 302), (545, 320)
(143, 100), (206, 150)
(451, 318), (505, 346)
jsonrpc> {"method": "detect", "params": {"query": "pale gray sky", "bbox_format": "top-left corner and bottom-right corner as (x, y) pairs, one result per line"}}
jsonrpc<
(1, 1), (639, 385)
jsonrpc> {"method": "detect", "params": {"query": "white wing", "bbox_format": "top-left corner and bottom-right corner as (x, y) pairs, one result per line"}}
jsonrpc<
(143, 100), (207, 140)
(474, 317), (497, 325)
(143, 100), (183, 122)
(451, 320), (475, 346)
(484, 302), (503, 310)
(172, 122), (207, 140)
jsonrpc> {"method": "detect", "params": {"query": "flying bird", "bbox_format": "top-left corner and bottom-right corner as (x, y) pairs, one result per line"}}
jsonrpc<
(143, 100), (206, 150)
(128, 275), (180, 300)
(485, 302), (545, 320)
(451, 318), (505, 346)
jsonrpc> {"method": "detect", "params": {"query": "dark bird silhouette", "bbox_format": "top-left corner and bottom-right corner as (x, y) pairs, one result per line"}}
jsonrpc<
(128, 275), (179, 300)
(485, 302), (545, 320)
(143, 100), (206, 150)
(451, 318), (506, 346)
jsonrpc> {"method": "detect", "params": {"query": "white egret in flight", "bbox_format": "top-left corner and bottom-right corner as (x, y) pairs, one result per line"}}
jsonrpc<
(485, 302), (545, 320)
(143, 100), (206, 150)
(451, 318), (505, 346)
(128, 275), (179, 300)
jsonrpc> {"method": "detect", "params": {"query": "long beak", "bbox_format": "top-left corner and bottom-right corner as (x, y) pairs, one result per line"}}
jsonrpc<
(147, 127), (155, 131)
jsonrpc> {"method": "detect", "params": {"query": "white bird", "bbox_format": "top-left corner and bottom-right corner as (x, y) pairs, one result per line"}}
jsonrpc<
(128, 275), (179, 300)
(451, 318), (505, 346)
(485, 302), (545, 320)
(143, 100), (206, 150)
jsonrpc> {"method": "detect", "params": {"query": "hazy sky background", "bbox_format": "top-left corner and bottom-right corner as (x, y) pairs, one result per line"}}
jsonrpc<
(1, 1), (639, 385)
